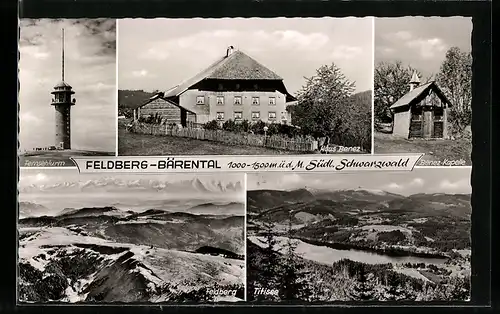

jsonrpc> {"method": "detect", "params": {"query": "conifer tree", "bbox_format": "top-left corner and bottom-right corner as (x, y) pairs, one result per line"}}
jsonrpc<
(257, 222), (281, 286)
(348, 265), (375, 301)
(383, 273), (407, 301)
(278, 216), (312, 301)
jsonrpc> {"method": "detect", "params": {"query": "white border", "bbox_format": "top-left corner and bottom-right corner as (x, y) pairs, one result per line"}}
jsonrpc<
(243, 172), (248, 301)
(371, 16), (375, 155)
(115, 19), (119, 157)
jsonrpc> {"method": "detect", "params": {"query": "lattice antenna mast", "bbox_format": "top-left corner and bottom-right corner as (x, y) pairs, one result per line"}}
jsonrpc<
(62, 28), (65, 81)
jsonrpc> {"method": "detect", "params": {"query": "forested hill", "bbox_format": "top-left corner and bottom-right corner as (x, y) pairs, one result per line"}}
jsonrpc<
(118, 90), (157, 109)
(349, 90), (372, 110)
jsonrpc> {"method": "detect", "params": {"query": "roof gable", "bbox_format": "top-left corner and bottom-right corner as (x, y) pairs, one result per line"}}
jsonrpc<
(207, 50), (282, 81)
(390, 81), (451, 110)
(164, 50), (283, 98)
(137, 94), (195, 114)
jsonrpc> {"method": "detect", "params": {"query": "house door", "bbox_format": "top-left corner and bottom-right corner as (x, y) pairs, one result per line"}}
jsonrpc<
(180, 109), (187, 127)
(422, 110), (433, 138)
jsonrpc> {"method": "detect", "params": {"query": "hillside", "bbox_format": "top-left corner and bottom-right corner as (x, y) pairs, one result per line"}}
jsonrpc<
(19, 205), (244, 254)
(349, 90), (372, 111)
(118, 90), (157, 109)
(118, 90), (157, 117)
(19, 227), (244, 303)
(246, 187), (471, 301)
(247, 188), (471, 253)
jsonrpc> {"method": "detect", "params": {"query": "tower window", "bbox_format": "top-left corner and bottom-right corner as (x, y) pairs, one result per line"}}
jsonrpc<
(268, 111), (277, 120)
(196, 96), (205, 105)
(234, 111), (243, 121)
(269, 97), (276, 105)
(252, 97), (260, 105)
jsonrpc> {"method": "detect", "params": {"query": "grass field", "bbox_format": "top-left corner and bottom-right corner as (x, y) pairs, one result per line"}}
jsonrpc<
(374, 131), (472, 166)
(118, 119), (307, 156)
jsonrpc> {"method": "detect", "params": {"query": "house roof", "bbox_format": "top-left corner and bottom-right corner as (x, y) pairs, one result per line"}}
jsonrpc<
(390, 81), (451, 109)
(137, 94), (196, 114)
(164, 50), (285, 98)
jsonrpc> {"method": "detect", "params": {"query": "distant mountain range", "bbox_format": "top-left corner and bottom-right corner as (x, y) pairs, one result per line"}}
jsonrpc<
(247, 188), (471, 221)
(19, 177), (243, 195)
(19, 199), (245, 219)
(19, 204), (244, 254)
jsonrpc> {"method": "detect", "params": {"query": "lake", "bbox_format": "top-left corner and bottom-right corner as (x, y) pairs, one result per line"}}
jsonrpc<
(248, 236), (447, 266)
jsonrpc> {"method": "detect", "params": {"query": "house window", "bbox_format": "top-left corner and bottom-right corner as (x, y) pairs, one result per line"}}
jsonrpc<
(217, 96), (224, 105)
(216, 112), (225, 120)
(196, 96), (204, 105)
(251, 111), (260, 120)
(269, 97), (276, 105)
(252, 97), (260, 105)
(268, 111), (277, 120)
(411, 108), (422, 121)
(234, 111), (243, 121)
(234, 96), (242, 105)
(434, 108), (444, 121)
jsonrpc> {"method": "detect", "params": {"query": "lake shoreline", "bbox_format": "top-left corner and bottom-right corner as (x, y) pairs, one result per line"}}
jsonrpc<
(293, 235), (449, 260)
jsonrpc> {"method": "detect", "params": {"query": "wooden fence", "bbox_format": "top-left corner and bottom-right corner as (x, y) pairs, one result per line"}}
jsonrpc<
(129, 122), (317, 152)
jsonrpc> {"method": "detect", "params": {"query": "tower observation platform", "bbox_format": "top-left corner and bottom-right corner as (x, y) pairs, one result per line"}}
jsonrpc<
(50, 28), (76, 150)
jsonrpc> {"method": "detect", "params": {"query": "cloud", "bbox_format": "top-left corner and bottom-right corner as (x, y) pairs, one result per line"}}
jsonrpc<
(20, 112), (43, 125)
(331, 45), (363, 60)
(132, 69), (150, 77)
(438, 179), (470, 192)
(376, 46), (395, 55)
(381, 30), (448, 60)
(80, 82), (115, 92)
(118, 18), (373, 93)
(393, 31), (412, 41)
(406, 37), (447, 59)
(139, 47), (170, 60)
(19, 19), (116, 152)
(409, 178), (425, 187)
(384, 182), (403, 190)
(19, 46), (51, 60)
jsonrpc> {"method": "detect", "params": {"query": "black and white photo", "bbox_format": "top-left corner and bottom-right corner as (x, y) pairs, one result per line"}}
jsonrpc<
(18, 170), (245, 303)
(246, 169), (471, 302)
(19, 19), (117, 167)
(374, 17), (472, 166)
(118, 18), (373, 156)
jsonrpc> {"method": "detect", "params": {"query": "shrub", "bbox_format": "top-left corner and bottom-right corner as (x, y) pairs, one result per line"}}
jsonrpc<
(204, 119), (220, 130)
(222, 119), (239, 132)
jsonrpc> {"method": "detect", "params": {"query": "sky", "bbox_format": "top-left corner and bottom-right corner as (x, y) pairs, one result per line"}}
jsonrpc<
(19, 19), (116, 152)
(19, 168), (243, 189)
(375, 17), (472, 79)
(118, 18), (373, 95)
(248, 168), (471, 196)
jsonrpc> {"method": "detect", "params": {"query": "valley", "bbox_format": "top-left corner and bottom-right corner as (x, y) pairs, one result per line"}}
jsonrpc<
(246, 188), (471, 301)
(18, 201), (245, 303)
